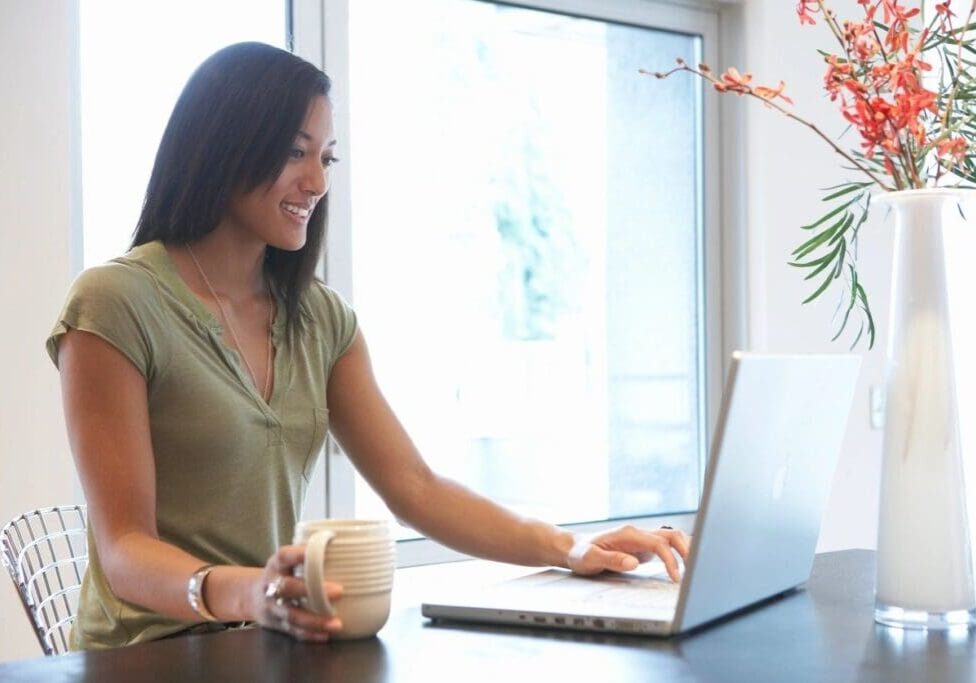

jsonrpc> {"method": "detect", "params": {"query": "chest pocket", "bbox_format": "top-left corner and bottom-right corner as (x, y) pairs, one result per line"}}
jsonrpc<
(302, 407), (330, 482)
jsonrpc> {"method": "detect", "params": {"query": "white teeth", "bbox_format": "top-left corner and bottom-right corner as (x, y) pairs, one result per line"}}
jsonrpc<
(282, 203), (310, 218)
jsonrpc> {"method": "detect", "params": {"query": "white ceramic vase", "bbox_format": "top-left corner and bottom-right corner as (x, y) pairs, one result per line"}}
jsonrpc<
(874, 188), (976, 630)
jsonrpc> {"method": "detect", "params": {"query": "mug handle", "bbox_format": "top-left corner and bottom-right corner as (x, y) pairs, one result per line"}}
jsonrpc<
(303, 529), (336, 616)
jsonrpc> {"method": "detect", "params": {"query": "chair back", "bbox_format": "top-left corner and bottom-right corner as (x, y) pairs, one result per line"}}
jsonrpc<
(1, 505), (88, 656)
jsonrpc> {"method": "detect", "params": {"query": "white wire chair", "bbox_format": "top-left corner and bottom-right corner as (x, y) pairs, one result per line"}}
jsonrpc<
(1, 505), (88, 656)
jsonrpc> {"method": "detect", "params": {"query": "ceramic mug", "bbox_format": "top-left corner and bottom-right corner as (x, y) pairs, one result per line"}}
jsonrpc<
(293, 519), (395, 639)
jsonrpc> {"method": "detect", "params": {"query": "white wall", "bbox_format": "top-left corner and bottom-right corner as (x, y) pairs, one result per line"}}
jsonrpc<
(733, 0), (890, 552)
(0, 0), (893, 664)
(0, 0), (83, 663)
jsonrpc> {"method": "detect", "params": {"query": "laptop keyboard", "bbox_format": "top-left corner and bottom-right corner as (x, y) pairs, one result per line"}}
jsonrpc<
(580, 578), (680, 610)
(499, 566), (682, 612)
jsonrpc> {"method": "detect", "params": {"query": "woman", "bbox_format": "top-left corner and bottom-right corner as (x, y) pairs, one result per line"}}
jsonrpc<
(48, 42), (689, 649)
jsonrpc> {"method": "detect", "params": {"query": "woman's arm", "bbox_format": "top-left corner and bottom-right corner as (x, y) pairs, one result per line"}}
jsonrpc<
(326, 331), (689, 580)
(58, 329), (340, 638)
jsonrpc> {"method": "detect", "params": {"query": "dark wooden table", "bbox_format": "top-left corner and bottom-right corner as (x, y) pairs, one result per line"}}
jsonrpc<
(2, 550), (974, 682)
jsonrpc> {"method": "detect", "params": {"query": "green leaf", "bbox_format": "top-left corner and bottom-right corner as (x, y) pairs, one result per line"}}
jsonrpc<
(855, 283), (876, 349)
(822, 183), (872, 202)
(792, 193), (876, 348)
(816, 49), (844, 62)
(800, 197), (859, 231)
(828, 212), (856, 246)
(948, 21), (976, 35)
(832, 266), (858, 342)
(789, 251), (835, 268)
(802, 271), (835, 305)
(832, 237), (848, 279)
(803, 243), (842, 281)
(792, 216), (845, 258)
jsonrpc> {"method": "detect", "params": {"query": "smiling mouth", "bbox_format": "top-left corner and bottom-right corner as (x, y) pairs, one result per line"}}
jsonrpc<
(281, 202), (312, 218)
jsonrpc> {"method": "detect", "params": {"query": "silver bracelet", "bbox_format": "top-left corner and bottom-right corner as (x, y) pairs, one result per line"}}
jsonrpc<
(187, 564), (219, 622)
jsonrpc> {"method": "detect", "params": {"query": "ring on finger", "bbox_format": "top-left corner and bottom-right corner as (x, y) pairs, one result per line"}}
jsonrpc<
(265, 576), (286, 601)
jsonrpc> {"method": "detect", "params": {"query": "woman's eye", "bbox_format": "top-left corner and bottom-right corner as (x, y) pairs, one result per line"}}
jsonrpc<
(323, 156), (341, 167)
(289, 148), (305, 159)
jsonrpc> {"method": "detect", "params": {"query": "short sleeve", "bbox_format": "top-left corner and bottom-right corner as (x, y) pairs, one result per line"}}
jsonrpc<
(46, 263), (159, 379)
(306, 281), (359, 369)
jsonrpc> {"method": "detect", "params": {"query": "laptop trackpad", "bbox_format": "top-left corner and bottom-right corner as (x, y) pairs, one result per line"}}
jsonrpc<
(478, 566), (680, 619)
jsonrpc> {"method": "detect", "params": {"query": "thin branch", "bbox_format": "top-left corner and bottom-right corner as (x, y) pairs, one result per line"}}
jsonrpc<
(942, 1), (976, 129)
(646, 65), (895, 190)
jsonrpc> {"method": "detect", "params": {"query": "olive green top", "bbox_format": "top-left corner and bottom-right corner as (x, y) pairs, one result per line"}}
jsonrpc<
(46, 241), (357, 650)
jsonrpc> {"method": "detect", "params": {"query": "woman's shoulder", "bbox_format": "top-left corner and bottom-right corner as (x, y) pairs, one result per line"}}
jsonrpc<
(49, 245), (168, 374)
(301, 280), (358, 356)
(69, 244), (162, 301)
(304, 279), (352, 312)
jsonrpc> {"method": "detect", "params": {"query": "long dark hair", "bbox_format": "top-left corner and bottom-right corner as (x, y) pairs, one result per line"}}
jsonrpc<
(132, 42), (332, 334)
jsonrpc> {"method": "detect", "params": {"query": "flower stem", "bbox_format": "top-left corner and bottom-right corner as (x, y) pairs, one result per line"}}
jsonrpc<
(650, 65), (895, 190)
(818, 1), (863, 65)
(942, 2), (976, 131)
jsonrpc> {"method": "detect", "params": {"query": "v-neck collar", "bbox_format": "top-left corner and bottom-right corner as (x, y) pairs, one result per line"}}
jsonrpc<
(130, 241), (288, 414)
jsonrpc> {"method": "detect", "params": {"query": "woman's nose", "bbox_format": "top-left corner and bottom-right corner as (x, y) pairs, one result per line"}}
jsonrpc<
(301, 161), (329, 197)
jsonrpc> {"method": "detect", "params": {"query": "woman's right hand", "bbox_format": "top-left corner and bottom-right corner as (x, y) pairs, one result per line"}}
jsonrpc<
(253, 545), (344, 642)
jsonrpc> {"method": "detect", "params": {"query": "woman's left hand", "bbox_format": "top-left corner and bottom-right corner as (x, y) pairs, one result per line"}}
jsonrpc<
(566, 525), (690, 581)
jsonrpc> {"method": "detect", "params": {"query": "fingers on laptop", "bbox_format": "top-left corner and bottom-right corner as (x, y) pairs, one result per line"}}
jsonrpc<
(657, 528), (691, 559)
(654, 547), (682, 582)
(582, 547), (639, 573)
(647, 528), (690, 582)
(588, 525), (689, 581)
(633, 526), (687, 581)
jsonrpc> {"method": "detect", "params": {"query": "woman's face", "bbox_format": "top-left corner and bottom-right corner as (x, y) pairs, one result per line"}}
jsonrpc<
(223, 95), (336, 251)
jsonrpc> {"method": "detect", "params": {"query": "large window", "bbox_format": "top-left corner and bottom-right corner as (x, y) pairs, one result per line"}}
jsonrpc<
(324, 0), (722, 552)
(78, 0), (723, 560)
(79, 0), (288, 268)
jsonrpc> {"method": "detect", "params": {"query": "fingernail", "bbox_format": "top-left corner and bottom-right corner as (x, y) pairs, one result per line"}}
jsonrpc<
(623, 557), (638, 570)
(327, 617), (343, 629)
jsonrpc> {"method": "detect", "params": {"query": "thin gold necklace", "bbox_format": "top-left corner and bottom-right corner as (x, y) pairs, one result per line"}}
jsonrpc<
(187, 245), (274, 402)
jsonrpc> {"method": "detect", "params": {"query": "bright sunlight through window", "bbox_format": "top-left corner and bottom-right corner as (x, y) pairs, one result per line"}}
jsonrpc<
(79, 0), (287, 268)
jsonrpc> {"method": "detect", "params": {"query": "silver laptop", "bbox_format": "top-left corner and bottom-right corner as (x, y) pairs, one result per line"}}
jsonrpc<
(422, 352), (860, 636)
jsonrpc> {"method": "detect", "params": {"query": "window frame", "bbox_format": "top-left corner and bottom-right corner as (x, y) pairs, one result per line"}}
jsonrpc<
(295, 0), (729, 566)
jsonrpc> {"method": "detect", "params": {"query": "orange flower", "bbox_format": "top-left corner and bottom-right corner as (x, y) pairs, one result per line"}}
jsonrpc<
(876, 1), (921, 52)
(714, 67), (753, 95)
(647, 0), (976, 349)
(935, 1), (955, 20)
(754, 80), (795, 105)
(843, 17), (879, 60)
(937, 137), (968, 164)
(797, 1), (820, 25)
(722, 67), (751, 87)
(879, 0), (920, 24)
(653, 0), (973, 188)
(824, 55), (856, 100)
(935, 1), (955, 29)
